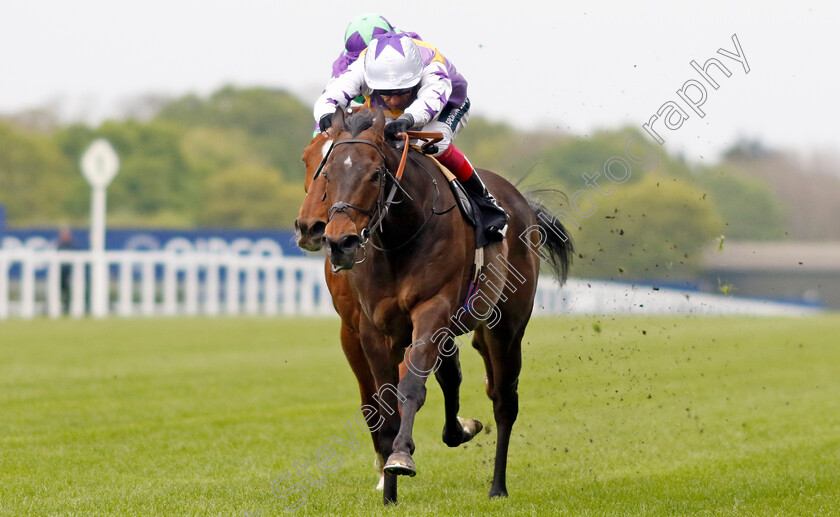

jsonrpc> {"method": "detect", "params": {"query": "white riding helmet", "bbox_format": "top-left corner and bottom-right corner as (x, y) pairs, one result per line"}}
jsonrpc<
(363, 33), (423, 91)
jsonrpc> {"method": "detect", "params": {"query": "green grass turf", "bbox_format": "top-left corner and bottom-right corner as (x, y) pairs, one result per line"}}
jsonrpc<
(1, 315), (839, 516)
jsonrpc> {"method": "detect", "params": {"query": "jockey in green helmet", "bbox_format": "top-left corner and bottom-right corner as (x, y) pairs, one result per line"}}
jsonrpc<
(330, 14), (396, 80)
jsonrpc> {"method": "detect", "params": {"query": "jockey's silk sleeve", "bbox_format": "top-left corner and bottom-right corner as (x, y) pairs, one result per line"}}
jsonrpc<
(404, 60), (453, 127)
(313, 58), (366, 122)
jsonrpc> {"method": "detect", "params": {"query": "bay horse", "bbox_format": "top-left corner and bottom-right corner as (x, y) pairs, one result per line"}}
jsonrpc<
(295, 131), (405, 490)
(317, 108), (572, 505)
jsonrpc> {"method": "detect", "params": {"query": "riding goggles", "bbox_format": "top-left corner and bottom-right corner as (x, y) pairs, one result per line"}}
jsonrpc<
(376, 88), (413, 97)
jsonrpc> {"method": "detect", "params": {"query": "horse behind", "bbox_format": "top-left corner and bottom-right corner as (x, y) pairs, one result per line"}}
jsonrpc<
(295, 131), (409, 491)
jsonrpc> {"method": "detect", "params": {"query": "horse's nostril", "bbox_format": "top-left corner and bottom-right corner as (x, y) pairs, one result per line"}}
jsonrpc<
(311, 221), (326, 236)
(339, 234), (362, 252)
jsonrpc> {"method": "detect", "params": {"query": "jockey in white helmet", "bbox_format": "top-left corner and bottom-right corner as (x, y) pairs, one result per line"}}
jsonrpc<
(313, 32), (508, 241)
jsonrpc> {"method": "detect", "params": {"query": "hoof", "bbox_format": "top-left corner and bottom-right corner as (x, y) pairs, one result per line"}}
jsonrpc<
(489, 486), (508, 498)
(384, 451), (416, 477)
(458, 416), (483, 441)
(444, 416), (484, 447)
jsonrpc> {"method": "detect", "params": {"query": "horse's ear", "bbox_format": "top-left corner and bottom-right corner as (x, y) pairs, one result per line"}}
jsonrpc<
(331, 107), (346, 133)
(372, 110), (386, 140)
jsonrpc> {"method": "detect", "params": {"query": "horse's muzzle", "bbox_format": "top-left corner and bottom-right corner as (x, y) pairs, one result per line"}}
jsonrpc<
(295, 218), (327, 252)
(323, 233), (363, 271)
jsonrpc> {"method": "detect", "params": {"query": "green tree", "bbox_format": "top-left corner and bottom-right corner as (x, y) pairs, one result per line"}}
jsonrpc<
(180, 126), (267, 175)
(55, 120), (195, 226)
(0, 119), (70, 224)
(694, 166), (787, 240)
(454, 118), (559, 180)
(198, 164), (302, 228)
(531, 126), (691, 188)
(571, 174), (723, 280)
(53, 123), (99, 220)
(157, 86), (313, 182)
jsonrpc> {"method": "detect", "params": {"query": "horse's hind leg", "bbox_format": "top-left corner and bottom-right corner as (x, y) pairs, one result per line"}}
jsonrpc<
(434, 344), (483, 447)
(475, 321), (524, 498)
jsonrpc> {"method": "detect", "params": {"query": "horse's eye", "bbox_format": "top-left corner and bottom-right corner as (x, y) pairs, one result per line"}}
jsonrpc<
(370, 170), (380, 183)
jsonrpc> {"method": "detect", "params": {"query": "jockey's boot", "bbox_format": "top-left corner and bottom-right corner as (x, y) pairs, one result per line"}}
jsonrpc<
(462, 171), (509, 242)
(436, 144), (508, 242)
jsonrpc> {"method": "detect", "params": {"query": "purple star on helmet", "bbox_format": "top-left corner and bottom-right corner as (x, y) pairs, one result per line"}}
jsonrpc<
(374, 32), (406, 58)
(326, 98), (339, 105)
(424, 102), (437, 118)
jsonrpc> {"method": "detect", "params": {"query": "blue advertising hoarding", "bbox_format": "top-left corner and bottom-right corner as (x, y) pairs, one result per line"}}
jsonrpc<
(1, 226), (305, 257)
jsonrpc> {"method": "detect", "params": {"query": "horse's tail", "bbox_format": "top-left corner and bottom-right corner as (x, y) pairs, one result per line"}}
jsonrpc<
(525, 193), (574, 285)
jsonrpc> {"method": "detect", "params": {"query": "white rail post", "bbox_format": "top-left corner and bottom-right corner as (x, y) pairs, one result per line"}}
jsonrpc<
(140, 255), (157, 316)
(205, 257), (220, 316)
(47, 252), (62, 318)
(70, 257), (86, 318)
(245, 259), (259, 315)
(0, 254), (8, 319)
(20, 249), (35, 319)
(263, 259), (278, 315)
(163, 255), (178, 316)
(118, 253), (133, 317)
(225, 257), (240, 315)
(282, 265), (297, 315)
(185, 258), (198, 316)
(299, 265), (314, 315)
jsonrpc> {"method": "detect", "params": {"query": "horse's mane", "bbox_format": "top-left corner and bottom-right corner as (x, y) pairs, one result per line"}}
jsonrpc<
(345, 109), (376, 137)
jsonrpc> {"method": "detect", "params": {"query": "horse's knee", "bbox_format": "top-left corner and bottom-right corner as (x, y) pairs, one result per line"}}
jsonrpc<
(397, 379), (428, 408)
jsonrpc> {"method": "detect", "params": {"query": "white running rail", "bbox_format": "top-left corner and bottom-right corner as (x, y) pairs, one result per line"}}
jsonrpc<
(0, 250), (818, 320)
(0, 249), (334, 319)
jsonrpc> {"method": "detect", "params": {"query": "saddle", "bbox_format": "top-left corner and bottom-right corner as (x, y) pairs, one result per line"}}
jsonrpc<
(404, 132), (495, 249)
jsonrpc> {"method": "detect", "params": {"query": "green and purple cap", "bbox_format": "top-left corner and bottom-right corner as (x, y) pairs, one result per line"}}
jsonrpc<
(344, 13), (394, 54)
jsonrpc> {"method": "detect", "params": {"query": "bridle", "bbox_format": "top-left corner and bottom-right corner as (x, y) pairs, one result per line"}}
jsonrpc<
(326, 138), (411, 244)
(322, 133), (448, 262)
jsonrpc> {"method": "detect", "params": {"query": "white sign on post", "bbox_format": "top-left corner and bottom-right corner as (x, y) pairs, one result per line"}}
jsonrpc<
(81, 139), (120, 188)
(80, 139), (120, 318)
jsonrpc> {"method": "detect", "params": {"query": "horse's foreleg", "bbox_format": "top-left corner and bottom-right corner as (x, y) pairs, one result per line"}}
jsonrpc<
(383, 298), (452, 477)
(376, 382), (402, 505)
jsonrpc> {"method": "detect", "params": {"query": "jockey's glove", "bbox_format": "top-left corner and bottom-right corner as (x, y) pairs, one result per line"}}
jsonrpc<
(385, 114), (414, 141)
(319, 114), (333, 133)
